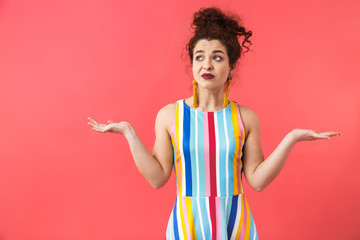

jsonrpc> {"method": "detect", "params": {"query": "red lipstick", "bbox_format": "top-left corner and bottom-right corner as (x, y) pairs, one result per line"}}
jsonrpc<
(201, 73), (214, 79)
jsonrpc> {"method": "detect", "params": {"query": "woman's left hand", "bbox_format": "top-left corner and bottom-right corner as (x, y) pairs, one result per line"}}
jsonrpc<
(290, 128), (341, 142)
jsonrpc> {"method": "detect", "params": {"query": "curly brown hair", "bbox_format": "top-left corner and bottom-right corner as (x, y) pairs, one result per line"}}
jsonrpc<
(186, 7), (252, 69)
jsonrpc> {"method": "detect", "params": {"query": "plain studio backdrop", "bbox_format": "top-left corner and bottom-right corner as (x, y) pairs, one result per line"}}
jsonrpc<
(0, 0), (359, 239)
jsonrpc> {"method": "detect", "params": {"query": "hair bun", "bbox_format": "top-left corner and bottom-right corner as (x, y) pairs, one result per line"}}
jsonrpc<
(192, 8), (243, 38)
(187, 7), (252, 68)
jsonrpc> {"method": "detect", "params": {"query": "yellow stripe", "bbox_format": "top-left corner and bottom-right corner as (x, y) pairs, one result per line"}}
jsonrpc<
(235, 194), (244, 239)
(175, 101), (184, 195)
(244, 197), (251, 239)
(185, 197), (197, 239)
(179, 196), (188, 239)
(170, 133), (179, 194)
(231, 102), (240, 195)
(239, 128), (246, 194)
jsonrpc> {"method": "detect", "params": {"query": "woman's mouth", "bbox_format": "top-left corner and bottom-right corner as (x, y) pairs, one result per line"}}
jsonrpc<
(201, 73), (215, 79)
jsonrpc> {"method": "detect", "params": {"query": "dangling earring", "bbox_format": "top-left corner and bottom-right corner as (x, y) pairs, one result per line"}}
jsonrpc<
(223, 78), (232, 107)
(193, 80), (199, 108)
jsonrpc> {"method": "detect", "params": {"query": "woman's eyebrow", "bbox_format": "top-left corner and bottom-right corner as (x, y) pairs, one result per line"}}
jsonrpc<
(194, 50), (204, 54)
(194, 50), (225, 55)
(213, 50), (225, 54)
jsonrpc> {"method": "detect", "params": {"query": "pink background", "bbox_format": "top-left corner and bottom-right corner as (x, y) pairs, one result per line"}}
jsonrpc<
(1, 0), (359, 239)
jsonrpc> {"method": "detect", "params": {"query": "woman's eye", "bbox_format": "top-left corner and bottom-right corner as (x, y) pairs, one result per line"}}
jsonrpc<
(195, 56), (203, 61)
(214, 56), (222, 61)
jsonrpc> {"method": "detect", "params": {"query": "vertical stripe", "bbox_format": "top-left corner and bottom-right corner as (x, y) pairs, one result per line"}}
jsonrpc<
(181, 196), (191, 239)
(176, 195), (185, 240)
(203, 113), (210, 196)
(230, 102), (240, 195)
(217, 110), (227, 196)
(227, 195), (238, 239)
(225, 106), (235, 195)
(231, 195), (244, 239)
(194, 110), (199, 196)
(179, 101), (185, 196)
(239, 194), (248, 239)
(214, 113), (221, 196)
(185, 197), (197, 239)
(197, 112), (205, 197)
(179, 195), (188, 239)
(215, 197), (222, 240)
(199, 197), (211, 239)
(233, 195), (244, 240)
(244, 197), (251, 239)
(173, 197), (180, 240)
(193, 197), (205, 240)
(208, 112), (217, 196)
(183, 105), (192, 196)
(237, 104), (246, 194)
(209, 197), (216, 239)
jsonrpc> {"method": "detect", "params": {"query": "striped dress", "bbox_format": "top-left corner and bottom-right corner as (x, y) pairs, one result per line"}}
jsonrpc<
(166, 99), (259, 240)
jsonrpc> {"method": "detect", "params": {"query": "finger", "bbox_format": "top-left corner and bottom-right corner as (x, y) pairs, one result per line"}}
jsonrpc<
(313, 133), (330, 139)
(107, 120), (116, 123)
(92, 127), (105, 133)
(319, 132), (341, 137)
(88, 118), (99, 125)
(88, 121), (99, 127)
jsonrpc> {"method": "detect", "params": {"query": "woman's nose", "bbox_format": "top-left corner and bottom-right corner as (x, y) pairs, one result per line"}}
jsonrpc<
(203, 60), (213, 70)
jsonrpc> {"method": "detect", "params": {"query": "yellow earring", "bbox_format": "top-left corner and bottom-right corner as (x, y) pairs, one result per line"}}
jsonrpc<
(193, 80), (198, 108)
(223, 80), (232, 107)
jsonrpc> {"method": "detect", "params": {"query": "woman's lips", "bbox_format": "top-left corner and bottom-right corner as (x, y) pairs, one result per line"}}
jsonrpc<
(201, 73), (214, 79)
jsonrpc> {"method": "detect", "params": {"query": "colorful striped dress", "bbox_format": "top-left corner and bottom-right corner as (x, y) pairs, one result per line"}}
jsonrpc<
(166, 99), (259, 240)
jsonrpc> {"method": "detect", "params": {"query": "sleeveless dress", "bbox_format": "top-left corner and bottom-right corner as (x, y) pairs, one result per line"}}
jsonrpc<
(166, 99), (259, 240)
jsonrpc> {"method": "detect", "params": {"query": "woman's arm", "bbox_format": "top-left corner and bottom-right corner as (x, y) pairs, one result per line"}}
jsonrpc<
(240, 106), (341, 192)
(87, 104), (175, 189)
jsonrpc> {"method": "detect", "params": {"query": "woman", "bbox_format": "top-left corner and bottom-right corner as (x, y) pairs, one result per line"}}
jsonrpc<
(87, 7), (340, 240)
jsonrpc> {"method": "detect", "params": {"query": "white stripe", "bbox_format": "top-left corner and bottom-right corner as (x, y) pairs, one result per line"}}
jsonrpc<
(205, 198), (212, 233)
(195, 110), (200, 196)
(230, 196), (243, 240)
(253, 223), (257, 240)
(197, 197), (206, 240)
(214, 113), (220, 195)
(223, 109), (229, 196)
(176, 196), (185, 240)
(178, 101), (185, 196)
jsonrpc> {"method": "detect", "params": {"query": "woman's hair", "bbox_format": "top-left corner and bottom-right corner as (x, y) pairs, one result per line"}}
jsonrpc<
(186, 7), (252, 69)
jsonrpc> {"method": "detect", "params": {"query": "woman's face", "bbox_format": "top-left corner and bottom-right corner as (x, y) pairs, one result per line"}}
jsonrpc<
(192, 39), (233, 91)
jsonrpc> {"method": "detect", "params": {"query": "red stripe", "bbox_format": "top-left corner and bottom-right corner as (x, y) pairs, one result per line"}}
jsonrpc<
(209, 197), (217, 239)
(208, 112), (217, 196)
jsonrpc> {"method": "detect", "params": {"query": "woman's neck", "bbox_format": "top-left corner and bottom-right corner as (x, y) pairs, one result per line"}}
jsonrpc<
(194, 87), (225, 111)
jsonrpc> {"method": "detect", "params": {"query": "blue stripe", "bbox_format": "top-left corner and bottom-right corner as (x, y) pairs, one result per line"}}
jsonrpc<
(227, 195), (238, 238)
(173, 197), (179, 240)
(183, 104), (192, 196)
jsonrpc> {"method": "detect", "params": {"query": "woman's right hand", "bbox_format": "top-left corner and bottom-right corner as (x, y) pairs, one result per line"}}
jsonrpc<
(87, 117), (131, 135)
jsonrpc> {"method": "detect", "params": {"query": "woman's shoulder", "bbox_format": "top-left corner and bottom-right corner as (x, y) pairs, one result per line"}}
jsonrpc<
(237, 104), (258, 118)
(155, 102), (177, 132)
(236, 103), (260, 135)
(158, 102), (177, 116)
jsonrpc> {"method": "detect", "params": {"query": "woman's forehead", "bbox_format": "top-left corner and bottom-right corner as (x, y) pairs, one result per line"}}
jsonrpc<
(194, 39), (227, 52)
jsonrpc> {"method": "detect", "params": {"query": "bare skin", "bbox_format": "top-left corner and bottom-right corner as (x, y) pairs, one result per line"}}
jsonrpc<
(87, 39), (341, 191)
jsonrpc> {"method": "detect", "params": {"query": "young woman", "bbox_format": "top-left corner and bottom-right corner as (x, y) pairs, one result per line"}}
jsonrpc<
(87, 7), (340, 240)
